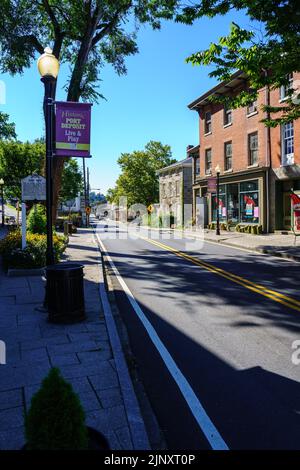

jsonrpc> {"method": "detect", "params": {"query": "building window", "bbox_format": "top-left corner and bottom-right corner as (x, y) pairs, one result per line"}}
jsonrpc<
(248, 132), (258, 166)
(280, 73), (293, 100)
(240, 180), (259, 224)
(212, 184), (226, 222)
(223, 107), (232, 126)
(247, 100), (257, 115)
(224, 142), (232, 171)
(205, 149), (212, 174)
(204, 112), (212, 134)
(176, 180), (180, 196)
(195, 156), (200, 177)
(281, 122), (294, 166)
(168, 182), (173, 197)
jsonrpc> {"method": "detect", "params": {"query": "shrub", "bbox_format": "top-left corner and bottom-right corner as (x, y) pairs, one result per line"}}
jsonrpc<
(27, 204), (47, 234)
(25, 368), (88, 450)
(0, 230), (67, 269)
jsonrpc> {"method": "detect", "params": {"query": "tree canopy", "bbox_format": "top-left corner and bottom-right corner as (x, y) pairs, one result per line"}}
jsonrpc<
(175, 0), (300, 126)
(59, 158), (83, 205)
(106, 141), (176, 207)
(0, 0), (179, 212)
(0, 139), (44, 199)
(0, 112), (16, 140)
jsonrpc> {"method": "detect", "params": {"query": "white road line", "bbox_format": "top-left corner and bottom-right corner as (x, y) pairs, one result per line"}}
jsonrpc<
(95, 229), (229, 451)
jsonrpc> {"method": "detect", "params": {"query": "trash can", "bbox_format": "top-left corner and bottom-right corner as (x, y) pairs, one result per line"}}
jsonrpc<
(64, 220), (73, 236)
(45, 263), (86, 324)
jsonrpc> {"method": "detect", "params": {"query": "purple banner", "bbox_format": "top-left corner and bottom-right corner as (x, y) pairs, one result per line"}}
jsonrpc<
(207, 177), (217, 193)
(55, 102), (92, 158)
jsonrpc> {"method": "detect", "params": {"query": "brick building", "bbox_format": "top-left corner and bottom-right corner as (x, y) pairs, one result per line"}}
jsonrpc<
(188, 71), (300, 232)
(158, 154), (193, 226)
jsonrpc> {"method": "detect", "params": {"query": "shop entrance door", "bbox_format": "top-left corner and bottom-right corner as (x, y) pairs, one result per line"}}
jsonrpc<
(283, 192), (292, 230)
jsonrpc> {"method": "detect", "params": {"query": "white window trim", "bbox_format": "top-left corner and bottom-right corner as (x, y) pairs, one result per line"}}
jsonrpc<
(281, 122), (294, 166)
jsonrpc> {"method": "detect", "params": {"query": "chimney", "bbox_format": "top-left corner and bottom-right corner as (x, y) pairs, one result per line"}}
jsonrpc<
(186, 145), (194, 157)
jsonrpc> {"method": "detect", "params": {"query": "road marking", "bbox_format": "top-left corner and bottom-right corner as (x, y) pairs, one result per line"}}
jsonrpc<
(95, 230), (229, 451)
(138, 235), (300, 313)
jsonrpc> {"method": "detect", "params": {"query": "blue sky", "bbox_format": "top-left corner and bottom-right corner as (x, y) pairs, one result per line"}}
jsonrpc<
(0, 10), (252, 194)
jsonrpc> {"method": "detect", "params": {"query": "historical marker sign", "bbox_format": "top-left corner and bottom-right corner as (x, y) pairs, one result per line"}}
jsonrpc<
(21, 174), (46, 201)
(55, 101), (92, 158)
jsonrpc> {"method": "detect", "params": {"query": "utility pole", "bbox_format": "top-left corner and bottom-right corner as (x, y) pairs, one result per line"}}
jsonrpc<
(83, 158), (87, 227)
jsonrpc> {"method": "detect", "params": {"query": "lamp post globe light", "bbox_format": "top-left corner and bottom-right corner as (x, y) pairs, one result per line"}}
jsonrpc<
(215, 164), (221, 236)
(0, 178), (4, 227)
(37, 47), (60, 266)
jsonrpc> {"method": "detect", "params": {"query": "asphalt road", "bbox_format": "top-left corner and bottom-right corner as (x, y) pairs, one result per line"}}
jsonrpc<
(95, 218), (300, 450)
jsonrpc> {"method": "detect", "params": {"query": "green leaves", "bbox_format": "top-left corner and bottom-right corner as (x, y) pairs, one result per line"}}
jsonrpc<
(59, 158), (83, 204)
(0, 139), (45, 199)
(106, 140), (176, 207)
(182, 1), (300, 126)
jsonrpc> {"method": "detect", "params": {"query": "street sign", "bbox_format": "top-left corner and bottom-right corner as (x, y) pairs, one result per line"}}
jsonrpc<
(207, 177), (217, 193)
(147, 204), (154, 214)
(21, 174), (46, 201)
(55, 101), (92, 158)
(85, 206), (91, 215)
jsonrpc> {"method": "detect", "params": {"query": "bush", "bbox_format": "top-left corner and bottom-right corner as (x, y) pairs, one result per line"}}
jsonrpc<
(27, 204), (47, 234)
(25, 368), (88, 450)
(0, 230), (68, 269)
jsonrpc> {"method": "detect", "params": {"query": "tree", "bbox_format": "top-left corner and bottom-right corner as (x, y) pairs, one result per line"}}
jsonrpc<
(59, 158), (83, 205)
(0, 112), (16, 140)
(107, 141), (176, 207)
(0, 140), (44, 199)
(0, 0), (179, 214)
(175, 0), (300, 126)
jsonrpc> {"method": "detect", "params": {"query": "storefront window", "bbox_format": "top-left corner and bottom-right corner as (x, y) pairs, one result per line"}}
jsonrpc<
(226, 183), (239, 224)
(240, 180), (259, 223)
(212, 184), (226, 222)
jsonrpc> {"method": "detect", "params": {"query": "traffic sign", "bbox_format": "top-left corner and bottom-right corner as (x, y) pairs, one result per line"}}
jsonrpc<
(85, 206), (91, 215)
(147, 204), (154, 214)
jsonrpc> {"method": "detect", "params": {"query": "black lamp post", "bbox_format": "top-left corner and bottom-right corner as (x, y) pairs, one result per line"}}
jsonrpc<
(215, 164), (221, 236)
(37, 47), (60, 266)
(0, 178), (4, 227)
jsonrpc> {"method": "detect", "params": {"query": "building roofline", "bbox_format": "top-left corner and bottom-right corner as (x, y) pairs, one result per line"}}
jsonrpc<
(157, 157), (192, 174)
(187, 71), (247, 110)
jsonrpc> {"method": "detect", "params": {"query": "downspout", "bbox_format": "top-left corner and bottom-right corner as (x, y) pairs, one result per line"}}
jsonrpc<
(263, 70), (272, 233)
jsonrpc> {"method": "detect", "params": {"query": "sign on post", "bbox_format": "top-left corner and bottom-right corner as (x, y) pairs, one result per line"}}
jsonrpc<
(21, 174), (46, 201)
(207, 177), (217, 193)
(55, 102), (92, 158)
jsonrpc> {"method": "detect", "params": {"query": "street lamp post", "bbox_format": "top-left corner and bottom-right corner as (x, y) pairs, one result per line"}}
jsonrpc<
(215, 164), (221, 236)
(37, 47), (60, 266)
(0, 179), (4, 227)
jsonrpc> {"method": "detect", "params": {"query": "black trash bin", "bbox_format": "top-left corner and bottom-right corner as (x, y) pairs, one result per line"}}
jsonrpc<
(46, 263), (86, 324)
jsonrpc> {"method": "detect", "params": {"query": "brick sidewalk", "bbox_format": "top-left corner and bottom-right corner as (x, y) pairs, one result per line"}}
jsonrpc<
(0, 227), (145, 449)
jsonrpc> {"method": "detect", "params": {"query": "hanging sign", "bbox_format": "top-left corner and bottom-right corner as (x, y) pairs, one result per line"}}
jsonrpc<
(207, 177), (217, 193)
(55, 102), (92, 158)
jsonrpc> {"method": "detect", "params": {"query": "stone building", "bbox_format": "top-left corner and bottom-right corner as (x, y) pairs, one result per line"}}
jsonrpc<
(157, 153), (193, 226)
(188, 71), (300, 232)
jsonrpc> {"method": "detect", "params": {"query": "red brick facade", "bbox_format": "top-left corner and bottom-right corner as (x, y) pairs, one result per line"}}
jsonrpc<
(188, 72), (300, 232)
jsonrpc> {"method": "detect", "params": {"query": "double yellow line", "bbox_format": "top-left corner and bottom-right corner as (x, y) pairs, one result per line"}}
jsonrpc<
(140, 235), (300, 313)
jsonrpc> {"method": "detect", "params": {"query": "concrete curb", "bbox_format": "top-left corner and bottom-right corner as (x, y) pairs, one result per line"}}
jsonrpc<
(93, 231), (151, 450)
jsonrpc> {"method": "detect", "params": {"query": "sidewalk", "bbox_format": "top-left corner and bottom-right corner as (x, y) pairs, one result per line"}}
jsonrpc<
(0, 227), (149, 449)
(201, 229), (300, 261)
